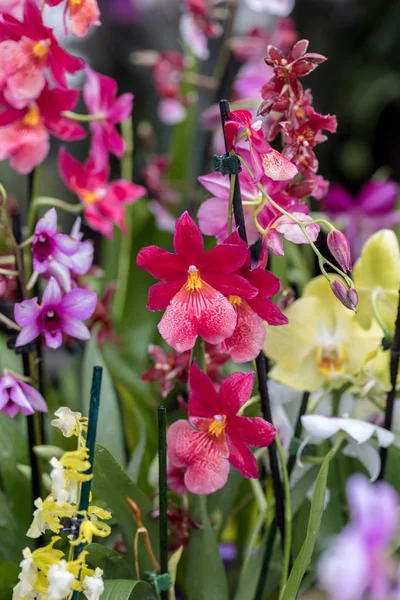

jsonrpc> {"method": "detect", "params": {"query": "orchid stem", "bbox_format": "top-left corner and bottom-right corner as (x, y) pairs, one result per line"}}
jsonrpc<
(379, 288), (400, 479)
(62, 110), (104, 122)
(0, 312), (20, 331)
(276, 434), (292, 598)
(113, 116), (134, 325)
(27, 197), (82, 237)
(227, 173), (236, 235)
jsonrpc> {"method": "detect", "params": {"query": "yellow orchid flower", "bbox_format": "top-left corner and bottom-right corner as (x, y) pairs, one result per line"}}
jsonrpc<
(27, 496), (77, 538)
(353, 229), (400, 333)
(70, 508), (111, 546)
(264, 276), (382, 392)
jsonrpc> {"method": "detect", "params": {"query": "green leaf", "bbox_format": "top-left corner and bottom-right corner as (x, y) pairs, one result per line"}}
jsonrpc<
(0, 562), (19, 600)
(82, 332), (125, 465)
(0, 491), (27, 561)
(117, 383), (147, 484)
(101, 579), (158, 600)
(187, 496), (228, 600)
(92, 444), (159, 570)
(85, 543), (136, 579)
(281, 440), (342, 600)
(0, 413), (31, 530)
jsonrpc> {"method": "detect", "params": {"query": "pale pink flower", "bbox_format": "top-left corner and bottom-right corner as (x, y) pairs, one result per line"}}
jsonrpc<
(0, 369), (47, 418)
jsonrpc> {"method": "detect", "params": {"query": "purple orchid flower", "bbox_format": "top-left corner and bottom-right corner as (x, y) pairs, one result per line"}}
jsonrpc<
(0, 370), (47, 418)
(32, 208), (94, 292)
(318, 474), (399, 600)
(323, 180), (400, 259)
(83, 67), (134, 172)
(14, 277), (97, 349)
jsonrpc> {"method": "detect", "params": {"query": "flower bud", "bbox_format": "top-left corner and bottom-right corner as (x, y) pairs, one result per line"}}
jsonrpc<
(327, 230), (352, 273)
(331, 280), (358, 312)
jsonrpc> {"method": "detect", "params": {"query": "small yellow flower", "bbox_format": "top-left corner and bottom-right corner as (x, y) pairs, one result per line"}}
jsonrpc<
(51, 406), (87, 437)
(353, 229), (400, 332)
(70, 517), (111, 546)
(60, 447), (93, 484)
(264, 276), (382, 392)
(27, 496), (77, 538)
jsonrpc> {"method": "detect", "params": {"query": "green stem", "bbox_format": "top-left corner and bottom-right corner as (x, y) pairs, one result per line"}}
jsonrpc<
(227, 173), (236, 235)
(237, 394), (260, 416)
(276, 434), (292, 599)
(0, 267), (18, 276)
(158, 406), (169, 600)
(62, 110), (104, 122)
(240, 479), (267, 576)
(27, 197), (83, 237)
(113, 116), (134, 325)
(238, 156), (353, 288)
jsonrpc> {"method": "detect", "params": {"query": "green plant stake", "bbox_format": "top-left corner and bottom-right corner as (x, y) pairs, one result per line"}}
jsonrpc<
(72, 365), (103, 600)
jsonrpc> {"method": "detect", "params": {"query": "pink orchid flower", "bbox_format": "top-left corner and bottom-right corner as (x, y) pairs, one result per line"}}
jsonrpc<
(167, 364), (276, 494)
(224, 109), (298, 182)
(197, 169), (263, 244)
(0, 0), (84, 91)
(136, 211), (258, 352)
(221, 232), (287, 363)
(83, 67), (133, 171)
(263, 211), (320, 256)
(14, 277), (97, 349)
(32, 208), (94, 292)
(0, 85), (86, 174)
(44, 0), (100, 38)
(0, 0), (25, 19)
(58, 148), (146, 239)
(0, 369), (47, 418)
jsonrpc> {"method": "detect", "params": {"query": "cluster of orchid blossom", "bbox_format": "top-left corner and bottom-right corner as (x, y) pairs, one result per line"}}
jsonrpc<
(0, 0), (146, 238)
(13, 406), (110, 600)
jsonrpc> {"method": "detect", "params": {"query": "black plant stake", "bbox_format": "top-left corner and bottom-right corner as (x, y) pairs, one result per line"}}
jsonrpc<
(379, 289), (400, 480)
(12, 213), (41, 512)
(218, 96), (286, 565)
(158, 405), (169, 600)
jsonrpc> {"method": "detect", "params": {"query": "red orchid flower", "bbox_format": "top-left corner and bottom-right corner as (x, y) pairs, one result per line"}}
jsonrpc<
(136, 211), (258, 352)
(222, 232), (287, 363)
(224, 109), (297, 183)
(58, 148), (146, 239)
(167, 364), (276, 494)
(0, 0), (84, 89)
(83, 67), (133, 171)
(0, 85), (86, 174)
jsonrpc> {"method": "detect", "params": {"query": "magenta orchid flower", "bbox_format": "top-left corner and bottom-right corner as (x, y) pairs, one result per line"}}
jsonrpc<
(221, 232), (287, 363)
(14, 277), (97, 349)
(137, 211), (258, 352)
(83, 67), (133, 171)
(0, 369), (47, 418)
(0, 85), (86, 174)
(318, 475), (399, 600)
(0, 1), (25, 19)
(167, 364), (276, 494)
(44, 0), (100, 38)
(323, 179), (400, 259)
(32, 208), (94, 291)
(224, 109), (298, 182)
(0, 0), (84, 91)
(58, 148), (146, 239)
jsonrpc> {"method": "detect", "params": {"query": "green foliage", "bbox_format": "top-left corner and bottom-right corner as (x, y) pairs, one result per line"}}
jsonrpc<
(187, 496), (229, 600)
(85, 544), (136, 579)
(0, 562), (19, 600)
(280, 439), (343, 600)
(83, 332), (125, 465)
(101, 579), (158, 600)
(92, 444), (159, 570)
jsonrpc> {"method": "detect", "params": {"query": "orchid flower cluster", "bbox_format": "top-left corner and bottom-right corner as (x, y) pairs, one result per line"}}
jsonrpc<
(14, 406), (110, 600)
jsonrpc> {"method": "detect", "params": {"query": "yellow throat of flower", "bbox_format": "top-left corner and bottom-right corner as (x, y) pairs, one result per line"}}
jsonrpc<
(80, 189), (98, 205)
(315, 342), (347, 377)
(186, 266), (203, 292)
(228, 295), (242, 308)
(208, 415), (227, 437)
(32, 38), (51, 60)
(23, 105), (40, 127)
